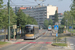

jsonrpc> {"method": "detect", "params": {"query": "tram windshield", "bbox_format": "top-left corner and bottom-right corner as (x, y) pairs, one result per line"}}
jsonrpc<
(25, 26), (33, 34)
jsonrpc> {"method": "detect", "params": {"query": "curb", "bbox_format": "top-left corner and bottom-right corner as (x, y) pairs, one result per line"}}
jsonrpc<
(51, 42), (73, 50)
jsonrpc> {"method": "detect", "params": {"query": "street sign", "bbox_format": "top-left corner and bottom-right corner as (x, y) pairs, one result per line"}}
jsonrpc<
(13, 25), (17, 29)
(56, 33), (58, 37)
(54, 25), (59, 30)
(69, 26), (72, 29)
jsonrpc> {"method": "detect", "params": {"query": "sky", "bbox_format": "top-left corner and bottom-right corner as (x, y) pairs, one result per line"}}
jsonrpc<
(3, 0), (72, 13)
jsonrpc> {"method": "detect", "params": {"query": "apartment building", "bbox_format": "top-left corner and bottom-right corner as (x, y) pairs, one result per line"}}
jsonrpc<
(15, 5), (57, 27)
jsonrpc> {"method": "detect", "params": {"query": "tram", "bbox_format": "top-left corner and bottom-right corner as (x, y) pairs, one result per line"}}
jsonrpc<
(48, 25), (52, 31)
(24, 24), (39, 39)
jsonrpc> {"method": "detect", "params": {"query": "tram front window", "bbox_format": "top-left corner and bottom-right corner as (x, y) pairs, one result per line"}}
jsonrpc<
(25, 26), (33, 34)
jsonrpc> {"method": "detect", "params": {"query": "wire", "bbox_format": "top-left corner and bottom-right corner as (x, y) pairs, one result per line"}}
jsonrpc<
(10, 0), (16, 5)
(22, 0), (35, 3)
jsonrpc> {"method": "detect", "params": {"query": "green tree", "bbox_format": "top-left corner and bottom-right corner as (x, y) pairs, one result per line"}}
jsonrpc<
(54, 10), (58, 23)
(0, 0), (4, 29)
(17, 9), (37, 28)
(17, 9), (27, 27)
(62, 11), (72, 26)
(27, 16), (37, 25)
(49, 19), (53, 25)
(61, 18), (66, 25)
(10, 7), (17, 26)
(70, 0), (75, 19)
(0, 0), (3, 8)
(44, 19), (49, 28)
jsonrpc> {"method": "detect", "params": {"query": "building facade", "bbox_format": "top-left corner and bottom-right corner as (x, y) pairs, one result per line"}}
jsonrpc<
(15, 5), (57, 27)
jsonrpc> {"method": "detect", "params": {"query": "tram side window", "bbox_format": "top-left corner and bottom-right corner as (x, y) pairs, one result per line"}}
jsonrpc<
(34, 27), (39, 34)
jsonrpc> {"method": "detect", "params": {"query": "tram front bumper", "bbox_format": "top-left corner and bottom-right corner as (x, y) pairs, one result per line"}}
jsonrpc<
(24, 36), (35, 39)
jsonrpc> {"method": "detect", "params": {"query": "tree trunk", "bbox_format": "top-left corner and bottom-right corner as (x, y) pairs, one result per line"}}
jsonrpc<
(4, 28), (6, 42)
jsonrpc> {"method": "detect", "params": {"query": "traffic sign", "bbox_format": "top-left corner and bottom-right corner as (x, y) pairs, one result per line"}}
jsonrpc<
(56, 33), (58, 37)
(54, 25), (59, 30)
(69, 26), (72, 29)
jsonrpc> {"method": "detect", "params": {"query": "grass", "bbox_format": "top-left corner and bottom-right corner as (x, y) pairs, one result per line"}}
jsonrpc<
(52, 43), (67, 46)
(0, 41), (8, 45)
(68, 29), (75, 33)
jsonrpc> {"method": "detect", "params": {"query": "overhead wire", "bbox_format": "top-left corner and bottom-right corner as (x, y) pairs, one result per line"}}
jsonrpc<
(10, 0), (17, 6)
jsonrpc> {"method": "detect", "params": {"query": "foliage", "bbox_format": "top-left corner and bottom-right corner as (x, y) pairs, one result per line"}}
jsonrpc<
(61, 11), (74, 26)
(0, 0), (3, 8)
(54, 10), (58, 23)
(44, 19), (49, 28)
(61, 17), (66, 25)
(10, 7), (17, 26)
(17, 9), (37, 28)
(70, 0), (75, 19)
(49, 19), (53, 25)
(0, 6), (17, 29)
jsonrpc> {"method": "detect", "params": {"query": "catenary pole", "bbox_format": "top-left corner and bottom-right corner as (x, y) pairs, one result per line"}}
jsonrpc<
(8, 0), (10, 41)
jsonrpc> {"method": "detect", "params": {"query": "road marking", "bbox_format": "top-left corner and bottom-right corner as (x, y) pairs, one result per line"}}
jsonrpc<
(20, 31), (47, 50)
(14, 42), (51, 44)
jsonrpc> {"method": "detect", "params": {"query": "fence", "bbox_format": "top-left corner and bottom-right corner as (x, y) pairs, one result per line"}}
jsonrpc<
(0, 29), (7, 41)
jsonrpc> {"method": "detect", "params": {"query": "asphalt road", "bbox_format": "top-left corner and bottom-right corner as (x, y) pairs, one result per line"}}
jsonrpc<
(0, 30), (53, 50)
(67, 36), (75, 50)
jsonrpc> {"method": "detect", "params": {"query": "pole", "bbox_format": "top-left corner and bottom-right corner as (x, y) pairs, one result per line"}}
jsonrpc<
(72, 17), (73, 31)
(14, 29), (15, 40)
(8, 0), (10, 41)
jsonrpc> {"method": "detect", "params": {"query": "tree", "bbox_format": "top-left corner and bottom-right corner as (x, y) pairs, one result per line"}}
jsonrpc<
(0, 0), (3, 8)
(44, 19), (49, 28)
(10, 7), (17, 26)
(54, 10), (58, 23)
(70, 0), (75, 19)
(27, 16), (37, 25)
(17, 9), (27, 27)
(61, 11), (73, 26)
(17, 9), (37, 28)
(61, 18), (66, 25)
(49, 19), (53, 25)
(0, 0), (4, 29)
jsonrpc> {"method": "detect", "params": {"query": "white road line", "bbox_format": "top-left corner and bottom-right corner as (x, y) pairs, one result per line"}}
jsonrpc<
(20, 31), (47, 50)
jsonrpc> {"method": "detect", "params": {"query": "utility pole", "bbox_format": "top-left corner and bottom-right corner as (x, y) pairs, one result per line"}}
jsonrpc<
(8, 0), (10, 41)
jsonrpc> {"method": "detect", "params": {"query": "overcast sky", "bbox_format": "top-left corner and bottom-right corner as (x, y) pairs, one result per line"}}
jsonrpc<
(3, 0), (72, 13)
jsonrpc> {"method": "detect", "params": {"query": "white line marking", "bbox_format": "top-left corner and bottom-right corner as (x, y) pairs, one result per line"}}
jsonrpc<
(20, 31), (47, 50)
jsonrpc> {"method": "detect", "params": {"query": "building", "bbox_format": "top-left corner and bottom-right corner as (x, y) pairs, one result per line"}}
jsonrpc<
(15, 5), (57, 27)
(49, 13), (64, 25)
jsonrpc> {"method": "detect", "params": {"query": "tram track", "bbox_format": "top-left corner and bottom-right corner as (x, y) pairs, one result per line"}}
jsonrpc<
(20, 31), (47, 50)
(20, 30), (53, 50)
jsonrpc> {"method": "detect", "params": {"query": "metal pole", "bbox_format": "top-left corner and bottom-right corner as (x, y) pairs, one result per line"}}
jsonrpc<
(72, 17), (73, 31)
(8, 0), (10, 41)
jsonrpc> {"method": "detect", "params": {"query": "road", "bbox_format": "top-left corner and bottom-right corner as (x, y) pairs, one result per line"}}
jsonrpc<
(0, 30), (53, 50)
(67, 36), (75, 50)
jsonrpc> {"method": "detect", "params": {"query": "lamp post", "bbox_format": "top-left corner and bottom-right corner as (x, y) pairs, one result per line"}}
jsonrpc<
(8, 0), (10, 41)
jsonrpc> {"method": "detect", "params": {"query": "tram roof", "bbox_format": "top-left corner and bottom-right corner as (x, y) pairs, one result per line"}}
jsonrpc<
(25, 24), (38, 27)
